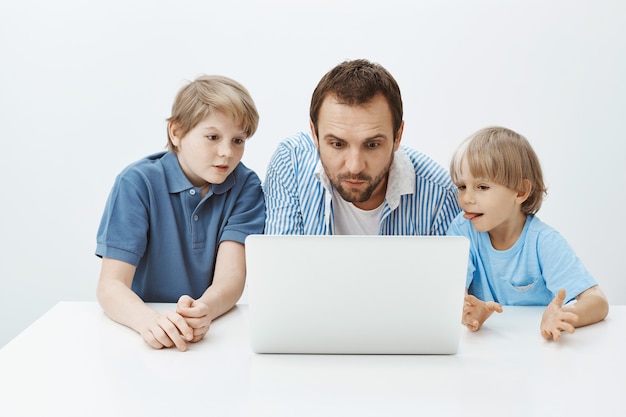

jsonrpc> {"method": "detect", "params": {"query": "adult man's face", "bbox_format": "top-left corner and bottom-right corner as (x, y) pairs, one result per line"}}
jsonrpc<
(311, 93), (403, 210)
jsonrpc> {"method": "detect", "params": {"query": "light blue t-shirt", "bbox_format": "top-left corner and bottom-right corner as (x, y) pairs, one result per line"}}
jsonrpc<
(96, 151), (265, 302)
(447, 214), (596, 306)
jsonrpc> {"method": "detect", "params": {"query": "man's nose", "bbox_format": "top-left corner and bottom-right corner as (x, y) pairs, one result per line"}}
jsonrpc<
(345, 150), (365, 174)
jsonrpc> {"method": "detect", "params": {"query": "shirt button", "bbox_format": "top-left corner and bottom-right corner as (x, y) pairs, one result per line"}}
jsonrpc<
(189, 189), (196, 195)
(193, 215), (199, 221)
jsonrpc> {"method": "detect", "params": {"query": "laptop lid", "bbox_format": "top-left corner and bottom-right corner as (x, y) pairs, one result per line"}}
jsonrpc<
(245, 235), (469, 354)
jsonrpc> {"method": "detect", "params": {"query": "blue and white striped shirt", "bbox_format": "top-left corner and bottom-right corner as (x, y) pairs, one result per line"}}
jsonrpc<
(263, 132), (461, 235)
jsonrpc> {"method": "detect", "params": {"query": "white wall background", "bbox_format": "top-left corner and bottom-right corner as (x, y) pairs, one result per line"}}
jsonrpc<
(1, 0), (624, 348)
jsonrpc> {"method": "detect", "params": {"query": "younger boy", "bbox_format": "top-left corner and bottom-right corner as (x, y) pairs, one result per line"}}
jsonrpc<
(95, 75), (265, 351)
(447, 126), (608, 341)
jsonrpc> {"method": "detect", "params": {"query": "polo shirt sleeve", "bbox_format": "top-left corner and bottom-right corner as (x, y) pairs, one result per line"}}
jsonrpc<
(220, 169), (266, 244)
(95, 170), (150, 266)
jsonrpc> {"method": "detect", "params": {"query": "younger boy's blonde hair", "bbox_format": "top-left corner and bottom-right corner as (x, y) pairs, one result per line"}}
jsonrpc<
(166, 75), (259, 152)
(450, 126), (547, 215)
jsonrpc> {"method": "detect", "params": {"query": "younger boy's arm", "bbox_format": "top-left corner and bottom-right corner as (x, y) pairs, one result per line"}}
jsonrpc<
(176, 240), (246, 342)
(540, 286), (609, 341)
(97, 258), (193, 351)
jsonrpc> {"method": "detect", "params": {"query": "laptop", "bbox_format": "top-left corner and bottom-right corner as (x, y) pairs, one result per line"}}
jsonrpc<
(245, 235), (469, 354)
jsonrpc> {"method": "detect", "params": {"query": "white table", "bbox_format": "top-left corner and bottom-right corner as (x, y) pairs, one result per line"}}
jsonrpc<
(0, 302), (624, 417)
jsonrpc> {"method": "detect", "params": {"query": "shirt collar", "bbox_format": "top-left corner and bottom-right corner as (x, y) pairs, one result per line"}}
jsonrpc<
(162, 151), (236, 195)
(314, 147), (415, 210)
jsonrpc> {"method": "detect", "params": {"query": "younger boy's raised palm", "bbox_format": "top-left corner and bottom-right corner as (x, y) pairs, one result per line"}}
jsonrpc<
(540, 288), (578, 341)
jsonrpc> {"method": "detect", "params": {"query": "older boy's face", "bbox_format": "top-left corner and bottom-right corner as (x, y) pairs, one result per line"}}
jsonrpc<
(311, 94), (403, 211)
(170, 111), (247, 193)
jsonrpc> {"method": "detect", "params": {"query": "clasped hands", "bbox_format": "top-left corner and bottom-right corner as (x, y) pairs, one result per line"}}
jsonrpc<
(139, 295), (212, 351)
(462, 288), (578, 341)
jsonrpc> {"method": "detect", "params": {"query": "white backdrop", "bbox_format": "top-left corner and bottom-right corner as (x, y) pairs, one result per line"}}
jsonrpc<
(1, 0), (624, 348)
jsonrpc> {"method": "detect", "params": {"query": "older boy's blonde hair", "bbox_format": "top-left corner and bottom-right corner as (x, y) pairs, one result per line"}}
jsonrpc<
(450, 126), (547, 215)
(166, 75), (259, 152)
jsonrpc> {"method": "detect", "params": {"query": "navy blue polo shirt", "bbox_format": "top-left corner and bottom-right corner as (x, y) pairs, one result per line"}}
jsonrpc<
(96, 151), (265, 302)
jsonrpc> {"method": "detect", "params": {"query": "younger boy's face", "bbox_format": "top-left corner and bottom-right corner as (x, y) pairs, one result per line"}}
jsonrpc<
(170, 111), (247, 191)
(454, 158), (527, 236)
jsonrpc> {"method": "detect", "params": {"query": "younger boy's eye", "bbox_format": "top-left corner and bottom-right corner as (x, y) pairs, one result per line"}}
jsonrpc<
(457, 185), (466, 191)
(478, 185), (490, 190)
(233, 138), (246, 145)
(206, 135), (218, 141)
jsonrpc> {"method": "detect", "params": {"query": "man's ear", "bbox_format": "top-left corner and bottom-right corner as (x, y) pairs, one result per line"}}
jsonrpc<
(516, 179), (532, 203)
(309, 119), (319, 150)
(393, 120), (404, 152)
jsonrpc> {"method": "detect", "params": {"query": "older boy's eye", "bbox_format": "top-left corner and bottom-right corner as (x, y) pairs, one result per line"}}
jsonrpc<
(478, 185), (490, 190)
(206, 135), (218, 141)
(233, 138), (246, 145)
(457, 185), (466, 191)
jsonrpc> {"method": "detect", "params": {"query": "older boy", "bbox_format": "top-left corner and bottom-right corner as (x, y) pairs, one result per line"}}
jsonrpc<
(96, 75), (264, 351)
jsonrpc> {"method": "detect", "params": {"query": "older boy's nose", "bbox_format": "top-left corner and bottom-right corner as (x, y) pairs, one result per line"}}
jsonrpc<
(217, 141), (233, 157)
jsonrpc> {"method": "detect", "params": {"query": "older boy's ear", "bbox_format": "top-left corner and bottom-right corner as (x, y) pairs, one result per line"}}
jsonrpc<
(517, 179), (532, 203)
(168, 121), (182, 147)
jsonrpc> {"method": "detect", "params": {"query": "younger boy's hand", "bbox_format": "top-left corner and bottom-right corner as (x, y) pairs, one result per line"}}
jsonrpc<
(176, 295), (212, 342)
(462, 294), (503, 331)
(540, 288), (579, 341)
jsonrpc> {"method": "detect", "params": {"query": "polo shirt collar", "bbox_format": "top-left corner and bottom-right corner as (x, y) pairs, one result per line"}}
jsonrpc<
(162, 151), (236, 195)
(314, 147), (415, 210)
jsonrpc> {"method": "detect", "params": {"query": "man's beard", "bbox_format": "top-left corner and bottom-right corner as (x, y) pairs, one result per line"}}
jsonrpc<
(328, 157), (393, 204)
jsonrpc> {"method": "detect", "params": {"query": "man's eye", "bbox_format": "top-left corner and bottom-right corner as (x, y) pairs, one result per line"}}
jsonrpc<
(366, 142), (380, 149)
(330, 142), (344, 148)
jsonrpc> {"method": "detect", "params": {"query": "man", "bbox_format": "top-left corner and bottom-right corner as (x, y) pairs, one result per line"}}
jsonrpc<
(264, 59), (460, 235)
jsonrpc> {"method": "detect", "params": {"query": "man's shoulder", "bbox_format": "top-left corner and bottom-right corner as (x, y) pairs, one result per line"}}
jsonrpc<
(269, 132), (320, 173)
(399, 146), (455, 188)
(276, 131), (317, 153)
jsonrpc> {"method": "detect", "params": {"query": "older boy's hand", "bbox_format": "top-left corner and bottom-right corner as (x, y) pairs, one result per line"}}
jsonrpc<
(462, 294), (503, 331)
(139, 310), (193, 351)
(176, 295), (212, 342)
(540, 288), (579, 341)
